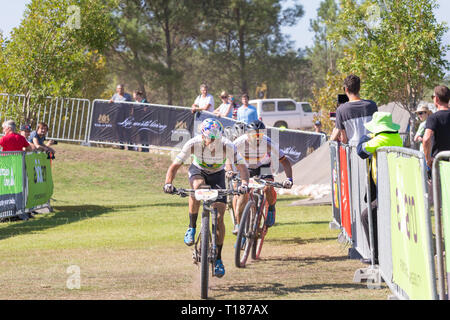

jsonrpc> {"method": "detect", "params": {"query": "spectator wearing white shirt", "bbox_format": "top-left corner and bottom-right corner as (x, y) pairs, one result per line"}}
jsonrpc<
(191, 84), (214, 114)
(214, 91), (233, 118)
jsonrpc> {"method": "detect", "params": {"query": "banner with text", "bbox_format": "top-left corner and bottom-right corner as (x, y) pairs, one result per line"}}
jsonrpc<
(0, 153), (24, 213)
(89, 101), (194, 148)
(439, 160), (450, 292)
(388, 153), (434, 300)
(25, 153), (53, 208)
(90, 101), (323, 169)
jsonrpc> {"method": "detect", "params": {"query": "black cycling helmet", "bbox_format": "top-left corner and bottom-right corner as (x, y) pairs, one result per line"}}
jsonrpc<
(247, 120), (266, 131)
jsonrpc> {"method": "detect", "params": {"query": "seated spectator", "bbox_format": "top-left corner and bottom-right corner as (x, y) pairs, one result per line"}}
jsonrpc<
(357, 111), (403, 265)
(20, 124), (32, 140)
(110, 84), (132, 103)
(29, 122), (56, 154)
(133, 90), (148, 103)
(0, 120), (34, 152)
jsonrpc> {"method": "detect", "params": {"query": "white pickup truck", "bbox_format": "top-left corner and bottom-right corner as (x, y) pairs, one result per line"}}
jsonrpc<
(248, 98), (316, 129)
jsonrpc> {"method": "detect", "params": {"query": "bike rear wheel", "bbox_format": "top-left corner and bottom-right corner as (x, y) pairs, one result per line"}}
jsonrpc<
(235, 200), (256, 268)
(200, 213), (210, 299)
(252, 199), (268, 260)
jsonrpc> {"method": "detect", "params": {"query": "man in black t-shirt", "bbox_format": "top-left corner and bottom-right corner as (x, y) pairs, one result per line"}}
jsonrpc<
(423, 85), (450, 168)
(330, 74), (378, 145)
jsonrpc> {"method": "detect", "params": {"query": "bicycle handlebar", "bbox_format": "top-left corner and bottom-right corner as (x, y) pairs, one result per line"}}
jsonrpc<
(228, 175), (287, 189)
(171, 187), (242, 198)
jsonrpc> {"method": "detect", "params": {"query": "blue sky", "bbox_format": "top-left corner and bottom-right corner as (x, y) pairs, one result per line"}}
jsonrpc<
(0, 0), (449, 64)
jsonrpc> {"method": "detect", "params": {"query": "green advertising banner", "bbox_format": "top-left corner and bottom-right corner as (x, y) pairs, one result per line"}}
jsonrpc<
(439, 161), (450, 289)
(0, 153), (24, 212)
(25, 153), (53, 208)
(388, 153), (434, 299)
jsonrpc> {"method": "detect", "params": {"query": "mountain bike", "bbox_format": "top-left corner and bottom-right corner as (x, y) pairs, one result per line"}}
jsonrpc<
(234, 177), (284, 268)
(171, 187), (240, 299)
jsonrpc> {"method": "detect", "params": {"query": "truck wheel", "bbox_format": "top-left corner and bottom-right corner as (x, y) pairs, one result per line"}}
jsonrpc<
(274, 121), (288, 129)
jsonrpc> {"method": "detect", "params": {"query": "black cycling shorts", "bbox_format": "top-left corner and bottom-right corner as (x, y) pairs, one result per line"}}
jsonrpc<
(248, 163), (274, 180)
(188, 165), (227, 204)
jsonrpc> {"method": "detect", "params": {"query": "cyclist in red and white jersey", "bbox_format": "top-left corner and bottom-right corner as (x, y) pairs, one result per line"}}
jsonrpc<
(231, 120), (293, 233)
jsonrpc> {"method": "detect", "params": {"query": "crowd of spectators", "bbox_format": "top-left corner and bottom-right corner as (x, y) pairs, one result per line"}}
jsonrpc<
(329, 74), (450, 265)
(0, 120), (56, 157)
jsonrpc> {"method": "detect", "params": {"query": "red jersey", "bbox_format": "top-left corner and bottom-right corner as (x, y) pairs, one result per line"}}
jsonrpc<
(0, 132), (30, 152)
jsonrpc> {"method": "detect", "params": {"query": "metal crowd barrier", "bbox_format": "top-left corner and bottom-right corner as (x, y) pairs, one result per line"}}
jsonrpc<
(0, 94), (91, 144)
(328, 142), (378, 282)
(330, 143), (438, 299)
(432, 151), (450, 300)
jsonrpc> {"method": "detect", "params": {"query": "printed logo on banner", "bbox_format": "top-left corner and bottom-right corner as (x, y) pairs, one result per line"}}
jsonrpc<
(34, 159), (47, 184)
(95, 114), (112, 128)
(0, 168), (15, 187)
(175, 121), (188, 130)
(117, 117), (167, 134)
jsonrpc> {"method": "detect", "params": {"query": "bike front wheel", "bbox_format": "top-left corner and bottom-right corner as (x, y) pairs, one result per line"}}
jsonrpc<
(235, 200), (256, 268)
(200, 213), (210, 299)
(252, 199), (268, 260)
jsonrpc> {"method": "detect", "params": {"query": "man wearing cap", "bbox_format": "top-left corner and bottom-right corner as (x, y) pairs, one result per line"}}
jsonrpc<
(357, 111), (403, 264)
(413, 105), (432, 152)
(20, 124), (32, 141)
(313, 120), (327, 137)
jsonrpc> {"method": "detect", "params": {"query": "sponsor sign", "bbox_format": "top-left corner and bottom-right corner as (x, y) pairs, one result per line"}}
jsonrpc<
(339, 146), (352, 238)
(0, 153), (24, 213)
(439, 161), (450, 293)
(25, 153), (53, 208)
(388, 153), (434, 299)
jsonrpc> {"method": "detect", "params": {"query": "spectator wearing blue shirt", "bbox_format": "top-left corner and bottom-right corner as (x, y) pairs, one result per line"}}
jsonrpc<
(29, 122), (56, 154)
(237, 93), (258, 124)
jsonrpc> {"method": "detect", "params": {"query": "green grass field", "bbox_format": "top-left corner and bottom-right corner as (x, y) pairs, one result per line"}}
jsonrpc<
(0, 143), (391, 299)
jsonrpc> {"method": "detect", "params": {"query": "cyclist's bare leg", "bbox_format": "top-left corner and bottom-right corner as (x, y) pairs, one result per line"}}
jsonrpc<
(212, 202), (226, 246)
(188, 176), (207, 227)
(236, 193), (249, 223)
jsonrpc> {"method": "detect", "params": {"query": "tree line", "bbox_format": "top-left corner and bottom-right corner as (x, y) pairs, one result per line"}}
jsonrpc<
(0, 0), (448, 129)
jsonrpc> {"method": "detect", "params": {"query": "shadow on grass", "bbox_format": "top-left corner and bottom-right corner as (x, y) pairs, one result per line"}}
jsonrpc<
(274, 221), (329, 227)
(265, 236), (337, 245)
(0, 205), (111, 241)
(0, 200), (189, 242)
(215, 281), (365, 296)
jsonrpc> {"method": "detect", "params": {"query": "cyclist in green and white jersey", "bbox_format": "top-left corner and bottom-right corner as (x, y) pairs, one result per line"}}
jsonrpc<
(164, 118), (249, 277)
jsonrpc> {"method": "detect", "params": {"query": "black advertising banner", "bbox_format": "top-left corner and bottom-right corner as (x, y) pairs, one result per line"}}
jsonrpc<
(89, 102), (324, 169)
(89, 101), (195, 148)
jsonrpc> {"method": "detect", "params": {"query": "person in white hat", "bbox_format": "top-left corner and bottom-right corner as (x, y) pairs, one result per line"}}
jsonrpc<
(413, 105), (432, 152)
